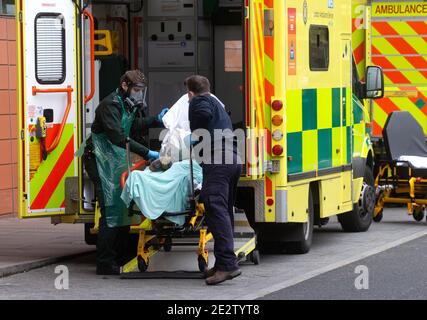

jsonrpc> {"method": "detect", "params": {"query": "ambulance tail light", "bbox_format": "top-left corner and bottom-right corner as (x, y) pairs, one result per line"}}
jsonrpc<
(272, 115), (283, 126)
(272, 100), (283, 111)
(272, 129), (283, 141)
(272, 145), (284, 156)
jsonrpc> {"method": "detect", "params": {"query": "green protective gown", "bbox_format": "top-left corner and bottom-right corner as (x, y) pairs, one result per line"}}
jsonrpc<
(91, 94), (142, 228)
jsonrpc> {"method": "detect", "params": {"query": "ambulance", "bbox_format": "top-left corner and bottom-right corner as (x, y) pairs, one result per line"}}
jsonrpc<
(17, 0), (384, 254)
(352, 0), (427, 172)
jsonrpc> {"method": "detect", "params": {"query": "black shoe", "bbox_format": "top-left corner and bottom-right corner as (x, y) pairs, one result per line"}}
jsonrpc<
(96, 264), (121, 275)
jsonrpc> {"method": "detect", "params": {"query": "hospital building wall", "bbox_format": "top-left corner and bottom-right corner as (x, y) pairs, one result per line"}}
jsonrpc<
(0, 15), (17, 216)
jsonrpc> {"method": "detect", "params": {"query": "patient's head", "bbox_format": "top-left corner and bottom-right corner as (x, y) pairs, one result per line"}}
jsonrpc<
(185, 75), (211, 101)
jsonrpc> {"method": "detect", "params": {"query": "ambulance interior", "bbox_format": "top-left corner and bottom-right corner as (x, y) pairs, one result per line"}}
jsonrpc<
(84, 0), (245, 150)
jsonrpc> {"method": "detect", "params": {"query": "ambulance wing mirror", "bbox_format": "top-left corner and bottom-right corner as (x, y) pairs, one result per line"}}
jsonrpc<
(364, 66), (384, 100)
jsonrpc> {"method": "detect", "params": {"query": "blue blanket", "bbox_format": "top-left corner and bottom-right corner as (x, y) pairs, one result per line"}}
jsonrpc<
(120, 160), (203, 225)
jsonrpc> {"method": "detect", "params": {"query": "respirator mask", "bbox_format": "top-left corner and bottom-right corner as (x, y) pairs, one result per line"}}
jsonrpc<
(125, 85), (147, 112)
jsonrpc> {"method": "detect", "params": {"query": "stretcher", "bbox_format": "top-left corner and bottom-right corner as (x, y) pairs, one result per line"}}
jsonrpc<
(119, 141), (259, 277)
(374, 111), (427, 223)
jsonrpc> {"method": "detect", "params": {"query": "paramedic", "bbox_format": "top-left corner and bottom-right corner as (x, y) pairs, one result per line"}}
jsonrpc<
(186, 75), (242, 285)
(83, 70), (168, 275)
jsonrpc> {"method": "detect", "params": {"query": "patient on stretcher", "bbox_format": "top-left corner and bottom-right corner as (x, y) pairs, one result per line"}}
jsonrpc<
(120, 94), (204, 226)
(120, 159), (203, 226)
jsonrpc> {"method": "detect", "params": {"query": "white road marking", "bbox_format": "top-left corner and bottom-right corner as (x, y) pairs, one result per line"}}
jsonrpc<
(241, 229), (427, 300)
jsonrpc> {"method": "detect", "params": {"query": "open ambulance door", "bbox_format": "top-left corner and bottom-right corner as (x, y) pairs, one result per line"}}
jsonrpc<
(245, 0), (267, 179)
(17, 0), (81, 218)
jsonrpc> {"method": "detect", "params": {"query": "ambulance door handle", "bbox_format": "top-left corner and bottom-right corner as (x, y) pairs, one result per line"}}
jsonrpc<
(32, 86), (74, 154)
(83, 10), (95, 105)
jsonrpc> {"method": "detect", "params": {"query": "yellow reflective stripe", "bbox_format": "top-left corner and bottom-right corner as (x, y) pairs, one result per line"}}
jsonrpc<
(255, 2), (265, 130)
(380, 54), (418, 70)
(317, 88), (332, 129)
(398, 70), (426, 85)
(45, 161), (74, 209)
(264, 55), (274, 85)
(373, 102), (389, 129)
(346, 88), (352, 127)
(302, 130), (318, 172)
(29, 124), (74, 204)
(341, 126), (348, 165)
(372, 37), (399, 55)
(373, 21), (426, 37)
(286, 90), (303, 133)
(332, 127), (342, 167)
(389, 96), (427, 132)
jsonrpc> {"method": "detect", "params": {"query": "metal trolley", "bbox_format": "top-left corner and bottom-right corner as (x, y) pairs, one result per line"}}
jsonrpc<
(120, 140), (259, 277)
(374, 111), (427, 223)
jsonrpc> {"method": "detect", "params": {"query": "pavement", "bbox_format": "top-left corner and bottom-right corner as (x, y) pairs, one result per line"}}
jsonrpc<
(0, 208), (426, 300)
(0, 214), (94, 278)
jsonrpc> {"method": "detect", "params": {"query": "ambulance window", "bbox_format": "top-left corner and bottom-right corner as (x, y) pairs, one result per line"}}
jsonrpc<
(35, 13), (66, 84)
(309, 26), (329, 71)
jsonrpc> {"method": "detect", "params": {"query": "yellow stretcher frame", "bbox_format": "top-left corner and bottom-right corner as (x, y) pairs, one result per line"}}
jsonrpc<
(374, 162), (427, 222)
(121, 203), (259, 274)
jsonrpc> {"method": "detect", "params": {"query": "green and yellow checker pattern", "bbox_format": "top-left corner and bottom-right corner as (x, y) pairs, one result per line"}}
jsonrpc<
(286, 87), (352, 175)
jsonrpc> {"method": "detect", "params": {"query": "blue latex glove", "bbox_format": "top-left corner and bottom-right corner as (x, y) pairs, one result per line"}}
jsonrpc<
(157, 107), (169, 122)
(147, 150), (160, 161)
(184, 134), (198, 148)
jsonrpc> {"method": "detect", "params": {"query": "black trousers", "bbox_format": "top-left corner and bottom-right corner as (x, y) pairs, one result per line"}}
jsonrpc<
(200, 162), (242, 272)
(83, 150), (130, 268)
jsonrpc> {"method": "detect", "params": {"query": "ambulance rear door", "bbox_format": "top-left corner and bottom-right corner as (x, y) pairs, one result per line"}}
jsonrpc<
(17, 0), (81, 218)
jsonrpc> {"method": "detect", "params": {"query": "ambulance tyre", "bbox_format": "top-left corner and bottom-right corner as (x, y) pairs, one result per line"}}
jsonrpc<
(283, 189), (314, 254)
(256, 189), (314, 254)
(338, 166), (374, 232)
(84, 223), (97, 245)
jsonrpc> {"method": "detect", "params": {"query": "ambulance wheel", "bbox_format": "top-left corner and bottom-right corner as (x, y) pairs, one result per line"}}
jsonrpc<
(373, 210), (383, 223)
(198, 255), (208, 273)
(339, 166), (374, 232)
(283, 189), (314, 254)
(249, 250), (260, 265)
(137, 256), (148, 272)
(163, 237), (172, 252)
(256, 241), (283, 254)
(413, 208), (425, 222)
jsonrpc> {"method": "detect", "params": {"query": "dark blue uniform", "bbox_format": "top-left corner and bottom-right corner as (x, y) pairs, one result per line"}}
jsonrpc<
(189, 94), (242, 272)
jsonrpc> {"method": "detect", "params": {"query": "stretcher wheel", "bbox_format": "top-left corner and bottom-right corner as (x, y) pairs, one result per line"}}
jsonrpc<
(164, 237), (172, 252)
(249, 250), (260, 265)
(198, 255), (208, 273)
(137, 256), (148, 272)
(413, 208), (425, 222)
(373, 210), (383, 223)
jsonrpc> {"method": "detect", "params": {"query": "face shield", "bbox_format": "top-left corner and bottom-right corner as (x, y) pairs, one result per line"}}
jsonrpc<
(125, 83), (148, 112)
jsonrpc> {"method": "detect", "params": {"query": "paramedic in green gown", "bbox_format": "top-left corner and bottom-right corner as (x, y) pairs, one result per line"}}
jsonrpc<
(83, 70), (169, 275)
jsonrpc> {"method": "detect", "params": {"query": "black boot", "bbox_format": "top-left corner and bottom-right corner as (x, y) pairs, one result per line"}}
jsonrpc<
(96, 263), (120, 275)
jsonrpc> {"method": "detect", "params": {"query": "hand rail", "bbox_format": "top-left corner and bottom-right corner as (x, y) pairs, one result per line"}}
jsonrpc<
(32, 86), (74, 154)
(83, 9), (95, 104)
